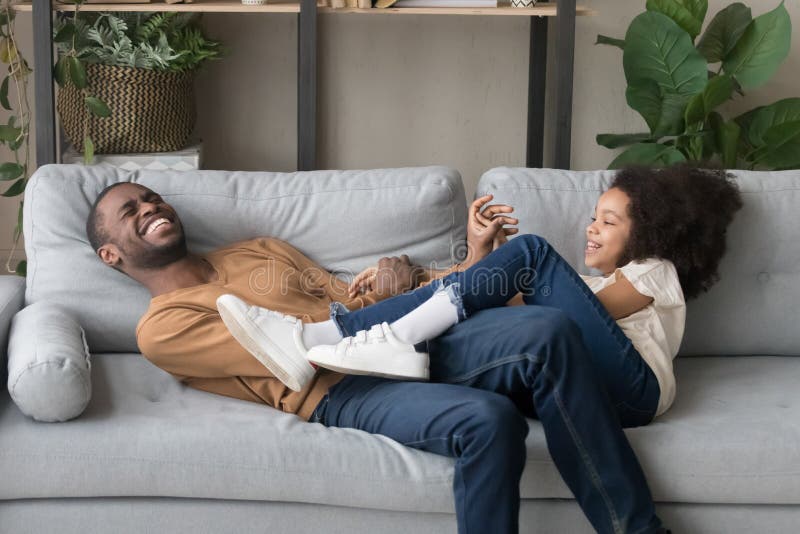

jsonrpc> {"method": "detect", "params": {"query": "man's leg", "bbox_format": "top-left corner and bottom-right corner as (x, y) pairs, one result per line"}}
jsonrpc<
(314, 375), (528, 534)
(425, 305), (663, 534)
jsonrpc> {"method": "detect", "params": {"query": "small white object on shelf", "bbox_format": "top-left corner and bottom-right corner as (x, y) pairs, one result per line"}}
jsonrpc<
(62, 141), (203, 172)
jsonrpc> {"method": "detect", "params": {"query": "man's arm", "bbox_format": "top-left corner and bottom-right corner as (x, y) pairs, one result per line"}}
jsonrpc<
(137, 306), (280, 379)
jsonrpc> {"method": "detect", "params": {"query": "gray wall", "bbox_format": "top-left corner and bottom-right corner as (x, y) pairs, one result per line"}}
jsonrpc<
(1, 0), (799, 266)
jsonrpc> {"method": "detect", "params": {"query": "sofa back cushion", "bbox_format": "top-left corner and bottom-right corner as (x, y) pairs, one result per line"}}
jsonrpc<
(477, 167), (800, 357)
(24, 164), (466, 353)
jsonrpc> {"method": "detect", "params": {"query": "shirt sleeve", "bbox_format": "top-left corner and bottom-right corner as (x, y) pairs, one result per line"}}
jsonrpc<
(137, 305), (280, 379)
(417, 263), (462, 288)
(256, 236), (388, 321)
(617, 259), (685, 308)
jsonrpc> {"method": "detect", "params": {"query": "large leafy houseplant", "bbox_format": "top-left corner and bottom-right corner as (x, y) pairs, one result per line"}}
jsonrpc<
(597, 1), (799, 170)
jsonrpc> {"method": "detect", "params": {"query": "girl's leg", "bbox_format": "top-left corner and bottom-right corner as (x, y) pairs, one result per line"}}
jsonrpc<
(333, 234), (659, 422)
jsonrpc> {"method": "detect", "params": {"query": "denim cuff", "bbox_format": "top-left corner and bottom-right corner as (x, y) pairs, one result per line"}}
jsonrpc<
(431, 277), (468, 322)
(329, 301), (351, 337)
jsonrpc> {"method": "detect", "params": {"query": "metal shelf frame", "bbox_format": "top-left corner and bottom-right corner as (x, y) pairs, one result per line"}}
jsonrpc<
(31, 0), (577, 171)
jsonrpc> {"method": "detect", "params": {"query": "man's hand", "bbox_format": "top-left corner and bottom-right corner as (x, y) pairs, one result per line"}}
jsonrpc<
(348, 255), (424, 299)
(465, 194), (518, 269)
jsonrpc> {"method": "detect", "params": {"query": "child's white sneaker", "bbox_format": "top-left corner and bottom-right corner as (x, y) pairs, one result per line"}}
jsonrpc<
(307, 322), (429, 380)
(216, 294), (316, 392)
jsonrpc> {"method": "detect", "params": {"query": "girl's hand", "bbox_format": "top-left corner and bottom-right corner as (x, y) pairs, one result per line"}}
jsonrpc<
(348, 266), (378, 298)
(466, 194), (519, 267)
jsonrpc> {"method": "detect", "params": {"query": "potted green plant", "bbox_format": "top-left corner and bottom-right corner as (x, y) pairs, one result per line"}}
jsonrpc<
(596, 1), (799, 170)
(54, 8), (223, 158)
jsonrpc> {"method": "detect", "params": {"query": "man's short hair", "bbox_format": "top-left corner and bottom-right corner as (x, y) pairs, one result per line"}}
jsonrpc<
(86, 182), (131, 252)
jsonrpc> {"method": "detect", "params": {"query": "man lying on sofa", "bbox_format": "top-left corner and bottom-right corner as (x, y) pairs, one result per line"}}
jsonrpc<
(87, 181), (670, 534)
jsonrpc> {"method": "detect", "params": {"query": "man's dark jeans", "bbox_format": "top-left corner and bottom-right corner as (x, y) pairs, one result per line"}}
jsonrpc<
(311, 234), (663, 534)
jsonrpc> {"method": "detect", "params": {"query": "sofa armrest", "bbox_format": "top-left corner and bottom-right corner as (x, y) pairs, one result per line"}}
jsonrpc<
(0, 275), (25, 370)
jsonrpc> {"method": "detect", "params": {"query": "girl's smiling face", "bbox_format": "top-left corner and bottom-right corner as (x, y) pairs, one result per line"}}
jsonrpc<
(585, 187), (633, 276)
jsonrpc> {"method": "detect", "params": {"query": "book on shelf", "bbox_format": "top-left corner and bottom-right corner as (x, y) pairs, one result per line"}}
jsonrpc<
(392, 0), (498, 6)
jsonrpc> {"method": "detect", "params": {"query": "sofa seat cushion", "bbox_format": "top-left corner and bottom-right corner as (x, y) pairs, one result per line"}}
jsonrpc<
(1, 354), (798, 510)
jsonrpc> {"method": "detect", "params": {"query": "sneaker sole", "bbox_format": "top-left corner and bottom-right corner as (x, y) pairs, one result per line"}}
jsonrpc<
(307, 350), (430, 381)
(216, 295), (315, 392)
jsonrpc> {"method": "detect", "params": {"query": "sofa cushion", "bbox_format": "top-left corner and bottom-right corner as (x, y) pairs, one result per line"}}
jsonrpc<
(1, 353), (797, 508)
(476, 167), (800, 357)
(23, 164), (467, 353)
(7, 302), (92, 422)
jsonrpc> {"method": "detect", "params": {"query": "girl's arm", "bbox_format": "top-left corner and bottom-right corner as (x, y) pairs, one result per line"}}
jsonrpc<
(595, 270), (654, 320)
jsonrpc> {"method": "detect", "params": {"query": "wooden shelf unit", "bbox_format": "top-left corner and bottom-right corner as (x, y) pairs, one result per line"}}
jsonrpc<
(28, 0), (585, 170)
(15, 0), (301, 13)
(16, 0), (592, 15)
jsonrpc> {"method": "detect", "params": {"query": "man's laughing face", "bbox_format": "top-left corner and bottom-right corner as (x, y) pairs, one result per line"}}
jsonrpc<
(95, 183), (187, 272)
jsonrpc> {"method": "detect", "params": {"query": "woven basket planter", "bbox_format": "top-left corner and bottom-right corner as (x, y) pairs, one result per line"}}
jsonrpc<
(57, 63), (195, 154)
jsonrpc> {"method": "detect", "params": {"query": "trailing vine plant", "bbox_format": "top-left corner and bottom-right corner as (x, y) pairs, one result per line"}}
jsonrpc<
(0, 1), (33, 276)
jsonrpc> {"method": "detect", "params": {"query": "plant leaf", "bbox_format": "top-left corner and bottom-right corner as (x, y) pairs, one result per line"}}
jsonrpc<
(596, 35), (626, 50)
(54, 23), (76, 43)
(624, 11), (708, 97)
(13, 200), (23, 242)
(1, 177), (25, 197)
(626, 80), (664, 132)
(68, 56), (87, 89)
(626, 80), (689, 137)
(736, 98), (800, 147)
(653, 92), (691, 137)
(696, 2), (751, 63)
(722, 3), (791, 90)
(608, 142), (687, 169)
(85, 96), (111, 117)
(0, 124), (21, 142)
(659, 146), (689, 165)
(0, 37), (17, 64)
(708, 112), (741, 168)
(14, 259), (26, 277)
(0, 162), (24, 181)
(596, 133), (653, 149)
(645, 0), (706, 40)
(0, 76), (9, 110)
(750, 120), (800, 169)
(84, 136), (95, 164)
(684, 74), (734, 125)
(54, 56), (68, 86)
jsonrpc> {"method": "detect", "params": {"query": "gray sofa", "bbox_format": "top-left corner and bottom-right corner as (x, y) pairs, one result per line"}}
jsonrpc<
(0, 164), (798, 533)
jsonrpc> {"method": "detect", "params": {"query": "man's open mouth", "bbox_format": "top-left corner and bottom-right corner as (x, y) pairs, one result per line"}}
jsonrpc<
(140, 215), (173, 236)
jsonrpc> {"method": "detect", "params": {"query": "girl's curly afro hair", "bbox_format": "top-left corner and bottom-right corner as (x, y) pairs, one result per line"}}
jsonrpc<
(610, 164), (744, 300)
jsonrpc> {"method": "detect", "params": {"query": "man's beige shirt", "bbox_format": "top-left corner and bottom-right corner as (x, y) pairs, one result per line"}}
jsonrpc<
(136, 237), (388, 421)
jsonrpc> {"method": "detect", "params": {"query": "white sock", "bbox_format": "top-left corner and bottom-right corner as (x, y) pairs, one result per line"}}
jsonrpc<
(302, 320), (343, 349)
(389, 287), (460, 345)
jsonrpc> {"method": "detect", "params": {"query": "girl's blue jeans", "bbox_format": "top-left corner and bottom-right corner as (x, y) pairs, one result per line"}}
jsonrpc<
(310, 234), (663, 534)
